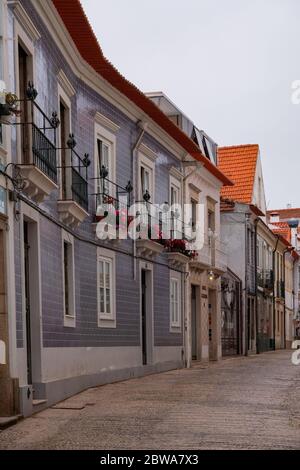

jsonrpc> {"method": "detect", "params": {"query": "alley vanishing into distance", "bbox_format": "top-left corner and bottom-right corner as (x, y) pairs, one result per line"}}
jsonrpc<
(0, 350), (299, 450)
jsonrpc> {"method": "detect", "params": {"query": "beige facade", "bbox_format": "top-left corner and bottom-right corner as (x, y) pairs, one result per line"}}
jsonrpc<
(184, 165), (225, 366)
(274, 239), (286, 349)
(284, 252), (294, 348)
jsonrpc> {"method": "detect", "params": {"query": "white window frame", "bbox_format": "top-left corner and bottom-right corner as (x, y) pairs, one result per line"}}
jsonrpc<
(62, 230), (76, 327)
(94, 121), (116, 200)
(169, 174), (182, 239)
(137, 146), (157, 203)
(97, 247), (116, 328)
(14, 20), (35, 165)
(57, 82), (72, 199)
(170, 271), (181, 332)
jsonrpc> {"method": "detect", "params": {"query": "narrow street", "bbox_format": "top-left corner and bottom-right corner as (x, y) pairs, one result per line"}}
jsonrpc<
(0, 350), (299, 450)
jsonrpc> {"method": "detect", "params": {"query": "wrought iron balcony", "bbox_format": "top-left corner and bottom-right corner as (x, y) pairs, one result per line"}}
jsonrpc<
(91, 168), (133, 241)
(13, 83), (60, 202)
(134, 194), (195, 262)
(264, 269), (274, 290)
(257, 269), (274, 291)
(31, 121), (57, 183)
(57, 134), (90, 228)
(276, 280), (285, 299)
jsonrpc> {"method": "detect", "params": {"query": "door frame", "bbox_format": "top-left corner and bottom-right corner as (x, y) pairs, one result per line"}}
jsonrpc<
(20, 203), (43, 388)
(139, 261), (154, 365)
(191, 283), (201, 361)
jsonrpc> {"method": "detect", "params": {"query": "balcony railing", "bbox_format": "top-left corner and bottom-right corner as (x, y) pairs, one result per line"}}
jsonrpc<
(59, 134), (90, 212)
(264, 269), (274, 290)
(32, 123), (57, 183)
(72, 166), (88, 212)
(16, 83), (59, 183)
(257, 269), (274, 291)
(92, 168), (133, 228)
(277, 280), (285, 299)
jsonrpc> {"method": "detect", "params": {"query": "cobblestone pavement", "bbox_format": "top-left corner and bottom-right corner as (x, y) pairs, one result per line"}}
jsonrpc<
(0, 350), (300, 450)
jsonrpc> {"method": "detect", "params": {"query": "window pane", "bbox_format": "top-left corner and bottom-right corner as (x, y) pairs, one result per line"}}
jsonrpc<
(105, 261), (110, 287)
(99, 260), (104, 287)
(106, 289), (111, 314)
(141, 166), (151, 195)
(100, 287), (105, 313)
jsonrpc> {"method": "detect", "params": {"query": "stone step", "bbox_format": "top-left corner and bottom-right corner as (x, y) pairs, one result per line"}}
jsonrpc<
(0, 415), (22, 429)
(32, 399), (47, 406)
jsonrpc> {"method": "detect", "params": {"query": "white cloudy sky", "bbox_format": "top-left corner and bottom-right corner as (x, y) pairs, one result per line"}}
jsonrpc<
(81, 0), (300, 209)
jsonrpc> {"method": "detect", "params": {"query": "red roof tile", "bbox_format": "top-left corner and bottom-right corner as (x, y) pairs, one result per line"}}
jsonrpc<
(51, 0), (232, 186)
(267, 208), (300, 219)
(271, 221), (290, 229)
(269, 223), (292, 244)
(217, 144), (259, 203)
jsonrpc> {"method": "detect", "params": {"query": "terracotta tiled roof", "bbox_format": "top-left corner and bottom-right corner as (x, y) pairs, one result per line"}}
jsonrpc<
(51, 0), (232, 186)
(271, 221), (290, 229)
(220, 198), (235, 212)
(267, 208), (300, 220)
(217, 144), (259, 203)
(269, 223), (292, 244)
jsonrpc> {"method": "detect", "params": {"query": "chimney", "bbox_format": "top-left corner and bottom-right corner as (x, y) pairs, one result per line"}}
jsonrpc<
(270, 212), (279, 223)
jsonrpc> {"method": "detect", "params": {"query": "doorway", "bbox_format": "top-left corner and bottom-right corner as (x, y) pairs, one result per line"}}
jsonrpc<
(191, 285), (197, 360)
(22, 217), (42, 394)
(208, 289), (217, 361)
(140, 265), (153, 365)
(23, 221), (32, 385)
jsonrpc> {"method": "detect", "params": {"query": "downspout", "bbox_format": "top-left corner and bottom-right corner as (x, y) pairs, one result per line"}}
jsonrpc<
(182, 157), (190, 368)
(131, 121), (147, 281)
(273, 235), (280, 351)
(245, 213), (250, 356)
(283, 248), (290, 350)
(254, 218), (259, 354)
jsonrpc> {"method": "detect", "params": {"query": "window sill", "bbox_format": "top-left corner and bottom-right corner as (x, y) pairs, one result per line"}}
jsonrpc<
(64, 315), (76, 328)
(98, 316), (116, 329)
(170, 325), (181, 333)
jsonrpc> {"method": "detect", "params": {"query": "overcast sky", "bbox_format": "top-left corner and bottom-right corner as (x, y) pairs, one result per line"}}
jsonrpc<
(81, 0), (300, 210)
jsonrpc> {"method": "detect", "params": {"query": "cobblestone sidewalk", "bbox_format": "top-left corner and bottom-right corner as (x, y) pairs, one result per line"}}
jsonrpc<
(0, 350), (299, 449)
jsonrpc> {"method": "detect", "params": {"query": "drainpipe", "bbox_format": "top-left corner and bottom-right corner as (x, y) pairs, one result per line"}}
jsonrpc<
(131, 121), (147, 281)
(254, 218), (259, 354)
(283, 248), (290, 350)
(245, 213), (250, 356)
(272, 235), (280, 351)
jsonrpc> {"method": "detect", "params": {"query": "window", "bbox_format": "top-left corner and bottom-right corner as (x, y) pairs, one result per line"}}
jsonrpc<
(97, 249), (116, 327)
(94, 121), (116, 208)
(191, 199), (197, 231)
(140, 161), (153, 200)
(59, 99), (70, 198)
(207, 199), (216, 233)
(62, 231), (75, 327)
(170, 175), (181, 239)
(170, 275), (181, 330)
(138, 148), (156, 203)
(97, 138), (112, 198)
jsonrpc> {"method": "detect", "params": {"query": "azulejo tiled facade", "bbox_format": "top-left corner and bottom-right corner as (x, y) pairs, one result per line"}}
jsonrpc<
(0, 0), (230, 417)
